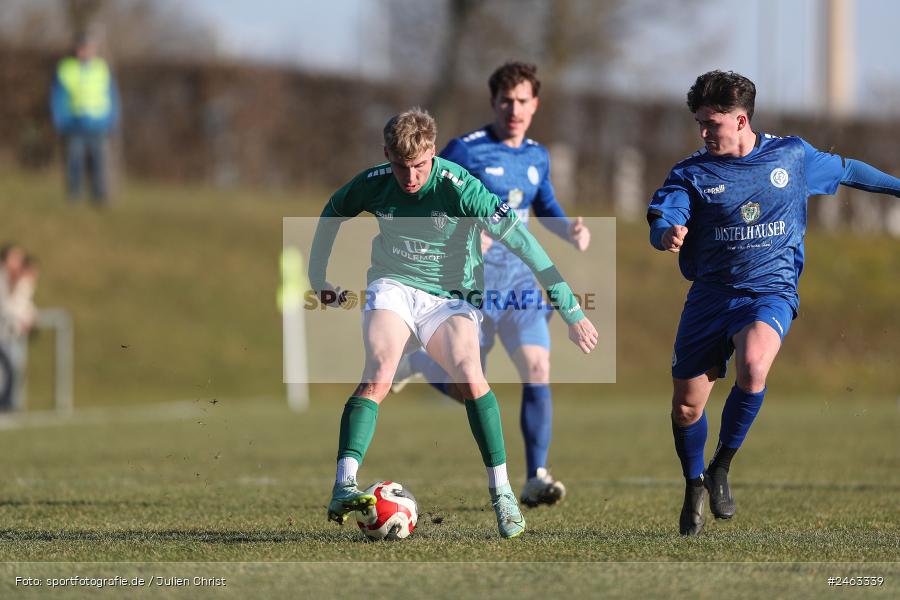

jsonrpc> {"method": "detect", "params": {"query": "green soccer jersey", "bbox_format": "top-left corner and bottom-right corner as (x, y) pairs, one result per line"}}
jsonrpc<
(309, 156), (585, 325)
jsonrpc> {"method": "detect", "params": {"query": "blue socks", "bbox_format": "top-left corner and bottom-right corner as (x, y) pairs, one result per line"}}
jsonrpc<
(708, 384), (765, 475)
(719, 385), (766, 449)
(520, 384), (552, 478)
(409, 350), (450, 395)
(672, 385), (766, 481)
(672, 411), (708, 480)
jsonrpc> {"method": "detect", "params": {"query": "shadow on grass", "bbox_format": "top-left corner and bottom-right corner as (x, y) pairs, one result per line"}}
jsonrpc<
(0, 499), (157, 508)
(612, 478), (900, 492)
(0, 526), (675, 546)
(0, 528), (362, 544)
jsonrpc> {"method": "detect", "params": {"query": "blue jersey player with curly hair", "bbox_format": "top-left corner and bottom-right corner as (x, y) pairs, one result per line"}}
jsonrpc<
(648, 70), (900, 536)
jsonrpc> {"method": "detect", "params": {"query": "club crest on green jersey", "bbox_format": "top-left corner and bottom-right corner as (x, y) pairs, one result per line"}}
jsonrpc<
(740, 201), (761, 225)
(431, 211), (448, 230)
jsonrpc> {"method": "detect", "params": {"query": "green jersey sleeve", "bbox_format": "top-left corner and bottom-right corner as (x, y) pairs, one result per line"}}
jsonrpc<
(457, 172), (585, 325)
(457, 171), (520, 240)
(308, 177), (365, 291)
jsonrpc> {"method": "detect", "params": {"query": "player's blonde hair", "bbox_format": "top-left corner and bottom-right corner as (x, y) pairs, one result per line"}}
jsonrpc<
(383, 108), (437, 161)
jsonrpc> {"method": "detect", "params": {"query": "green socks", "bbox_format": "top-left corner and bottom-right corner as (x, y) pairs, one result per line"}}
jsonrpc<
(337, 396), (379, 463)
(465, 390), (507, 467)
(338, 392), (507, 472)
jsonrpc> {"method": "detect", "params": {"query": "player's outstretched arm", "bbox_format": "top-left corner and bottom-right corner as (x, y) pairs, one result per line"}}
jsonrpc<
(840, 158), (900, 197)
(308, 212), (340, 294)
(800, 139), (900, 199)
(308, 197), (357, 304)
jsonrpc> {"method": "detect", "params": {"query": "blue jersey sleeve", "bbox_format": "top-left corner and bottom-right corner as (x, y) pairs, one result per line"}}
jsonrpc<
(647, 171), (692, 226)
(649, 218), (673, 250)
(439, 138), (470, 168)
(840, 158), (900, 197)
(531, 152), (570, 240)
(800, 138), (844, 196)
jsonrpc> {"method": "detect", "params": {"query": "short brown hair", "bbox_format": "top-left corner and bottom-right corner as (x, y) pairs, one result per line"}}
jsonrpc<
(687, 70), (756, 120)
(383, 107), (437, 161)
(488, 62), (541, 99)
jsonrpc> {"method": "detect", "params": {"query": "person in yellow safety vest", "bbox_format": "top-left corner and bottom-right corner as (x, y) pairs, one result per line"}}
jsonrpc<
(50, 34), (119, 204)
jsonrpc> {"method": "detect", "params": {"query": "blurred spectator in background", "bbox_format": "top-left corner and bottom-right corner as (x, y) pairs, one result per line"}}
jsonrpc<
(4, 255), (39, 337)
(0, 244), (39, 411)
(50, 33), (119, 205)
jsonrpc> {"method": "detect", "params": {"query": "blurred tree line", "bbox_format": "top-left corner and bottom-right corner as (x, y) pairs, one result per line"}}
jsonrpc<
(1, 0), (898, 232)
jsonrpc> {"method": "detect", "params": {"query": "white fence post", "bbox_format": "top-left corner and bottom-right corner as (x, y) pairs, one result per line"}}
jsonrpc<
(34, 307), (74, 414)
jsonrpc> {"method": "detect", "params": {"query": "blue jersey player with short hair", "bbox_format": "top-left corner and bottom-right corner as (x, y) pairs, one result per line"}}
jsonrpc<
(393, 62), (591, 508)
(649, 70), (900, 536)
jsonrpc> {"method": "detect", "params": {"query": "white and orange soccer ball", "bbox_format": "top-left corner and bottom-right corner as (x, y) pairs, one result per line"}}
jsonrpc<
(354, 481), (418, 541)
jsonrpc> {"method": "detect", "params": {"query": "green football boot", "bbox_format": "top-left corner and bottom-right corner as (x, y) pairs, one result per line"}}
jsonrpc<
(327, 477), (376, 524)
(490, 483), (527, 539)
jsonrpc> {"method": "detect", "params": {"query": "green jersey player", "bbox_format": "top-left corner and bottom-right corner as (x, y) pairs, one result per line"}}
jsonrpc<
(309, 108), (598, 538)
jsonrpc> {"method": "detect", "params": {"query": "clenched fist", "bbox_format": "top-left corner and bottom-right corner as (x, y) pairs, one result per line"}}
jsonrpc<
(662, 225), (688, 253)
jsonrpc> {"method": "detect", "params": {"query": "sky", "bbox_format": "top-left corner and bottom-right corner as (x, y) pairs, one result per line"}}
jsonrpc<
(174, 0), (900, 116)
(176, 0), (383, 75)
(7, 0), (890, 115)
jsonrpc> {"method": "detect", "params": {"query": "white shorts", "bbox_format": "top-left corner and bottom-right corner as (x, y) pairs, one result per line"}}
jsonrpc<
(364, 278), (482, 350)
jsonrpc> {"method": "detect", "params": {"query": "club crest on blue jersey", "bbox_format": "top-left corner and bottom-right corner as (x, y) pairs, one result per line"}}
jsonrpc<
(770, 168), (789, 188)
(431, 211), (448, 230)
(507, 189), (524, 208)
(740, 201), (761, 225)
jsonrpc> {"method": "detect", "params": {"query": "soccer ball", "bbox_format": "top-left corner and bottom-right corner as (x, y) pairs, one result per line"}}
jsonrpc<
(354, 481), (418, 541)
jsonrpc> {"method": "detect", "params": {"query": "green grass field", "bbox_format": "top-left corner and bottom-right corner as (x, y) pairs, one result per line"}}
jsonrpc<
(0, 390), (897, 597)
(1, 166), (898, 597)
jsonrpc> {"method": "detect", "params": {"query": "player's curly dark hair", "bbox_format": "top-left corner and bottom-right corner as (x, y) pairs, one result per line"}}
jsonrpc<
(687, 70), (756, 120)
(488, 62), (541, 99)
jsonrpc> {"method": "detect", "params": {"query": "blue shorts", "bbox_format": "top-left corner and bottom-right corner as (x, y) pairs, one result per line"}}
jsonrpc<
(480, 285), (553, 355)
(671, 285), (795, 380)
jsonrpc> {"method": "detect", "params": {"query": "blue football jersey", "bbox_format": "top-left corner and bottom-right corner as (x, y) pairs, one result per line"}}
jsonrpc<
(440, 126), (570, 290)
(647, 134), (845, 308)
